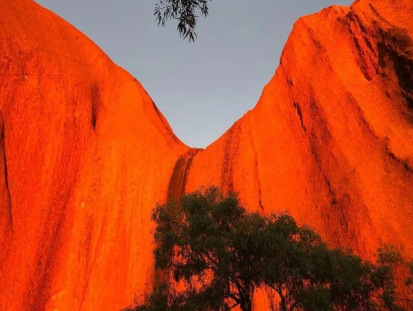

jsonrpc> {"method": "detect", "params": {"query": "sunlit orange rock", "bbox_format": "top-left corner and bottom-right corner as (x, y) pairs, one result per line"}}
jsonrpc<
(188, 0), (413, 258)
(0, 0), (412, 310)
(186, 0), (413, 307)
(0, 0), (190, 310)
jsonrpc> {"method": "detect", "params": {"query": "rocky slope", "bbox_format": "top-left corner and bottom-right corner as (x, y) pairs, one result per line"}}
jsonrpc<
(0, 0), (190, 310)
(0, 0), (412, 310)
(185, 1), (413, 307)
(188, 0), (413, 257)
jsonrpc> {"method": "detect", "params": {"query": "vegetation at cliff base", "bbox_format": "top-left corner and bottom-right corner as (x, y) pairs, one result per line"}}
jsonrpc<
(126, 187), (412, 311)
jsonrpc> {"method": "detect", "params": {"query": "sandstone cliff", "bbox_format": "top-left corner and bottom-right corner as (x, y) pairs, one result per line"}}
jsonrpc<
(0, 0), (412, 310)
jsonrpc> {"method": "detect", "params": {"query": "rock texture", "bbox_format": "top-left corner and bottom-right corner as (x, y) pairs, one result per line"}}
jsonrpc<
(188, 0), (413, 258)
(0, 0), (412, 310)
(185, 1), (413, 307)
(0, 0), (190, 310)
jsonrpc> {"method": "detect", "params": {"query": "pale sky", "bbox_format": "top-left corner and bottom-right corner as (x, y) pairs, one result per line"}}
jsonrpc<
(36, 0), (353, 148)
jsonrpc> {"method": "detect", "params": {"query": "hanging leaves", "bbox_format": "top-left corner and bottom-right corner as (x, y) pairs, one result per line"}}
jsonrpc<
(154, 0), (210, 42)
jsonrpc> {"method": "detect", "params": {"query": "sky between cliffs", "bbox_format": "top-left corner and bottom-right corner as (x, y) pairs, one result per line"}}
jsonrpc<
(36, 0), (352, 148)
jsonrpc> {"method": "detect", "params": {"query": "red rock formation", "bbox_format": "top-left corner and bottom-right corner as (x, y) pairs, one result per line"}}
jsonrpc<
(185, 0), (413, 306)
(187, 0), (413, 259)
(0, 0), (412, 310)
(0, 0), (190, 310)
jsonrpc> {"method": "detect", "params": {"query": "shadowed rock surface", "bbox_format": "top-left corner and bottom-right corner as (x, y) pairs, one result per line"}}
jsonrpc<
(0, 0), (412, 310)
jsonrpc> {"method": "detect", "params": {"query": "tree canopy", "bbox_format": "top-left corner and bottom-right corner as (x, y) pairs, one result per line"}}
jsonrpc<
(154, 0), (211, 41)
(126, 187), (412, 311)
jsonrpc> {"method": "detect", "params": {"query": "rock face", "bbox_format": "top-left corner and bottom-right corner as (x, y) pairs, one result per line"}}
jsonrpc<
(0, 0), (412, 310)
(0, 0), (190, 310)
(187, 0), (413, 258)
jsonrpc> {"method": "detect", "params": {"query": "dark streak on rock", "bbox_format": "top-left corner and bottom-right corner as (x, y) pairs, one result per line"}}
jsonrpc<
(387, 149), (413, 173)
(293, 101), (306, 133)
(345, 93), (380, 141)
(167, 149), (202, 203)
(345, 11), (379, 81)
(256, 157), (264, 212)
(307, 99), (354, 243)
(0, 110), (12, 230)
(247, 127), (264, 212)
(369, 4), (392, 25)
(378, 27), (413, 109)
(221, 126), (237, 194)
(91, 84), (100, 131)
(323, 174), (338, 206)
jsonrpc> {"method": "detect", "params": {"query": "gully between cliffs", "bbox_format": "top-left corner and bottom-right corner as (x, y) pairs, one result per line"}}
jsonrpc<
(167, 149), (202, 203)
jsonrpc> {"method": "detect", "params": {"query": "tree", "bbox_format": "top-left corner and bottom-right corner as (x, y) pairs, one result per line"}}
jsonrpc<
(152, 187), (256, 311)
(400, 259), (413, 310)
(126, 187), (411, 311)
(154, 0), (211, 42)
(372, 245), (404, 310)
